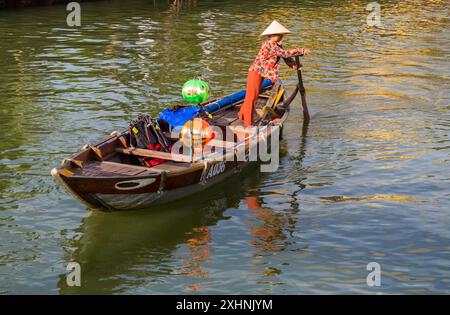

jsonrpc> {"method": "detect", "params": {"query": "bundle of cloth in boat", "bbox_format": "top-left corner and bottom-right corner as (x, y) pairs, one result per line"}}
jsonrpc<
(128, 114), (172, 166)
(158, 79), (272, 130)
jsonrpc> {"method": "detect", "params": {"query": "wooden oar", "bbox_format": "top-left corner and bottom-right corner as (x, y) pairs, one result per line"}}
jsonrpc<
(295, 55), (310, 121)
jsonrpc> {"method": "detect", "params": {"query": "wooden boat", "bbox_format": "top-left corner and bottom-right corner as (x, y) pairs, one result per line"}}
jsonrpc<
(52, 58), (309, 211)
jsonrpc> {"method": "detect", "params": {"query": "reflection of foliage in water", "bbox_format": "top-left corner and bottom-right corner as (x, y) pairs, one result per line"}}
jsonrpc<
(0, 0), (103, 9)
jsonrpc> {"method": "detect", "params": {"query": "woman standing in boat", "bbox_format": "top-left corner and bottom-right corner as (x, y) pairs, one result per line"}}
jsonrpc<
(238, 20), (310, 126)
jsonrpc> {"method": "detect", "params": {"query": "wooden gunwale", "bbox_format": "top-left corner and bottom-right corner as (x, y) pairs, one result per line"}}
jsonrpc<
(52, 83), (297, 210)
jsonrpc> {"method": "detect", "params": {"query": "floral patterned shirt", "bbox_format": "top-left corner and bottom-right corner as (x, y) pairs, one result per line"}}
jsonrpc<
(249, 39), (304, 82)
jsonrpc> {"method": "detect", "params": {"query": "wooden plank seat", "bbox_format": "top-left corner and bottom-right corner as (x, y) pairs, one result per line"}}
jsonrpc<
(228, 125), (258, 134)
(205, 139), (235, 149)
(115, 147), (192, 163)
(76, 161), (159, 177)
(115, 140), (235, 163)
(209, 115), (239, 126)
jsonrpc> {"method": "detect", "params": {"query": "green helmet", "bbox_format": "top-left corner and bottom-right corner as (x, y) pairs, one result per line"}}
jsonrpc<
(182, 79), (209, 104)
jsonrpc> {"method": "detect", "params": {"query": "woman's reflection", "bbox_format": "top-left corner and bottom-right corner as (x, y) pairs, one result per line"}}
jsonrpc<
(180, 226), (212, 292)
(244, 194), (288, 254)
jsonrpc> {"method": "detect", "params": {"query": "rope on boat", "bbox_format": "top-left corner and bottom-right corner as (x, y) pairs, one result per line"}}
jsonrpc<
(157, 171), (167, 194)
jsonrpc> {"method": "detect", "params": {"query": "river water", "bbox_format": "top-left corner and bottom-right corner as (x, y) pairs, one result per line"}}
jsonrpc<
(0, 0), (448, 294)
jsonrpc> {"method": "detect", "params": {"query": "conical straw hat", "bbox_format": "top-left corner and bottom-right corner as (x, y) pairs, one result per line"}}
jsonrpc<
(260, 20), (291, 36)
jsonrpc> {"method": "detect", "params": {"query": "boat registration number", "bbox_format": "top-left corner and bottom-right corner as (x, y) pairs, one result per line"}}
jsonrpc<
(205, 161), (226, 180)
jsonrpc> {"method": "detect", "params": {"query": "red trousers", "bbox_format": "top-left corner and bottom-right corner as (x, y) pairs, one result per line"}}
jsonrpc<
(238, 71), (263, 127)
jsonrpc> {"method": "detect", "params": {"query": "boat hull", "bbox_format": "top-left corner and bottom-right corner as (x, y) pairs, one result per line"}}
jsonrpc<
(52, 82), (296, 211)
(53, 124), (282, 211)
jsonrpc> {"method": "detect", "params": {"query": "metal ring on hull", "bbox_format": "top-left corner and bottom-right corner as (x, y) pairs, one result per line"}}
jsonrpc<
(114, 178), (157, 191)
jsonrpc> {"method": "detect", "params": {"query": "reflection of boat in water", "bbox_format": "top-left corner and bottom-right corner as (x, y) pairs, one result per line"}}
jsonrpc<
(58, 166), (262, 294)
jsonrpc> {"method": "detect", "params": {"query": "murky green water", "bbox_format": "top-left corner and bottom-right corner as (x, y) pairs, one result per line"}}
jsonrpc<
(0, 0), (449, 294)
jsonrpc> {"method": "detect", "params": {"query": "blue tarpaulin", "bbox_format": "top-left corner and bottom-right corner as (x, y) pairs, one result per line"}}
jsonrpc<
(159, 106), (201, 130)
(159, 79), (272, 129)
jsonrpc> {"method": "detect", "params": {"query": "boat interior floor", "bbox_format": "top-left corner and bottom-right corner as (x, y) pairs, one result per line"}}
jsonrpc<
(72, 159), (195, 177)
(73, 161), (160, 177)
(209, 97), (268, 128)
